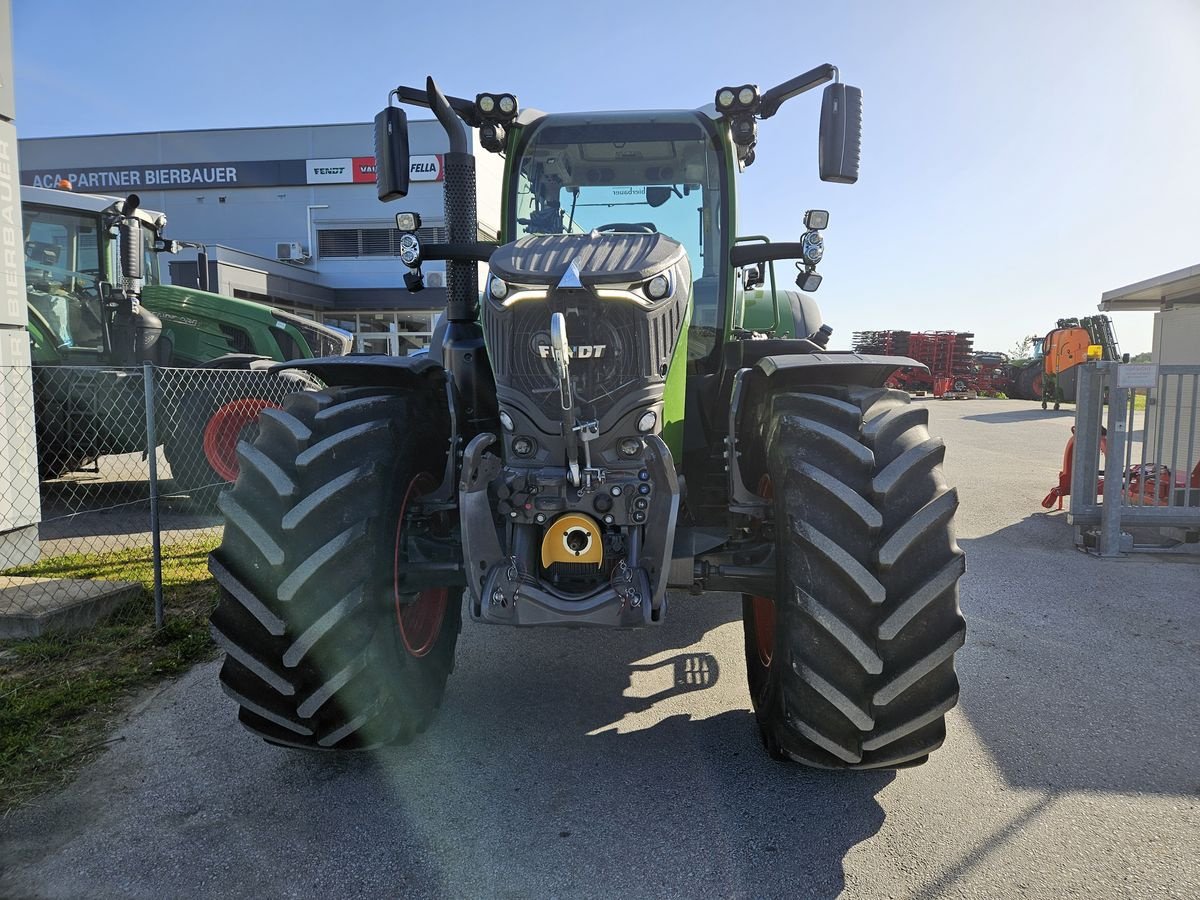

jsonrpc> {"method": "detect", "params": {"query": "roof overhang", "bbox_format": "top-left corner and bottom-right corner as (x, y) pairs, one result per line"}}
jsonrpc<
(1100, 262), (1200, 312)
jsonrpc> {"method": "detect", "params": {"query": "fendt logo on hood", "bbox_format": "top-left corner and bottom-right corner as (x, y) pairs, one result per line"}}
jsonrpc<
(537, 344), (607, 359)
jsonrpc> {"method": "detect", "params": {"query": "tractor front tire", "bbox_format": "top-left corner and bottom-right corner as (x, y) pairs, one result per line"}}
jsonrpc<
(208, 384), (461, 749)
(742, 386), (965, 769)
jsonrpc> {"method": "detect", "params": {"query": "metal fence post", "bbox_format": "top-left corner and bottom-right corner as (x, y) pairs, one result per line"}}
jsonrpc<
(1069, 365), (1100, 523)
(1099, 364), (1128, 557)
(143, 362), (165, 628)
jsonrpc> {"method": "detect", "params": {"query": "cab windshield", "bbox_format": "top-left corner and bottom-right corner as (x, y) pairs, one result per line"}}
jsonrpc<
(23, 206), (106, 350)
(23, 204), (163, 351)
(509, 114), (726, 358)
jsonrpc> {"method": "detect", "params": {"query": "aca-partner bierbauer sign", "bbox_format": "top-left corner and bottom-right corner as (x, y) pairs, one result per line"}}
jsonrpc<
(21, 155), (444, 191)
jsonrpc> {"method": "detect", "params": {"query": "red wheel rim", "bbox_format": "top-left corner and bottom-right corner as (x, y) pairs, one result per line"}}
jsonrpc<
(394, 472), (448, 658)
(749, 474), (776, 669)
(1031, 372), (1044, 398)
(202, 398), (279, 482)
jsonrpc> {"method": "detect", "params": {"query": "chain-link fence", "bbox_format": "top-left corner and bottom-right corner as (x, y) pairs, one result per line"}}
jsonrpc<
(0, 363), (314, 642)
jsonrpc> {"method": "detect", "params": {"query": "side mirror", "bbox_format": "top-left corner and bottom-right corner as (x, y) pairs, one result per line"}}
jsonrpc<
(742, 264), (764, 290)
(374, 106), (411, 202)
(818, 83), (862, 184)
(119, 218), (143, 282)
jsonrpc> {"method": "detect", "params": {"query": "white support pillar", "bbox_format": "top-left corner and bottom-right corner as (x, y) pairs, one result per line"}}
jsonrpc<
(0, 0), (43, 567)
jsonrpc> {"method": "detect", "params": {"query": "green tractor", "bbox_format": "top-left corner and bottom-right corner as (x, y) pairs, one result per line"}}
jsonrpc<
(209, 67), (966, 769)
(22, 186), (350, 493)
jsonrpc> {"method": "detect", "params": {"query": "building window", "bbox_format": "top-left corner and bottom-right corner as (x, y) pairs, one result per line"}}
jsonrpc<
(321, 310), (439, 357)
(316, 225), (449, 259)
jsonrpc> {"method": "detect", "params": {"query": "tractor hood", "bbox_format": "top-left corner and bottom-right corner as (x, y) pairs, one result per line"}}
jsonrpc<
(488, 232), (687, 286)
(141, 283), (351, 361)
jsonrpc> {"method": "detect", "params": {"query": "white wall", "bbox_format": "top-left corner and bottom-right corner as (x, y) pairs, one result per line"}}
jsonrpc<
(1148, 304), (1200, 479)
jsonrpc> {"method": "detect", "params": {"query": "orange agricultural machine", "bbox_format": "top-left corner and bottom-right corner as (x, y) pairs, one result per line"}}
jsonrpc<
(1009, 316), (1123, 406)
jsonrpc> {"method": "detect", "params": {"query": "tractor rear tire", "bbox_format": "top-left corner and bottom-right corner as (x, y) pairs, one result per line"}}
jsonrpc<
(742, 386), (965, 769)
(163, 368), (318, 508)
(1015, 365), (1037, 402)
(208, 384), (461, 749)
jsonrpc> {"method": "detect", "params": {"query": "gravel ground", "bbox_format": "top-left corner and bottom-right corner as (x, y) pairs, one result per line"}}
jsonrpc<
(2, 399), (1197, 899)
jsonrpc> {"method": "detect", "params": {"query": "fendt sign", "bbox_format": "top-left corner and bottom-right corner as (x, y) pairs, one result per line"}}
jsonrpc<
(21, 155), (444, 191)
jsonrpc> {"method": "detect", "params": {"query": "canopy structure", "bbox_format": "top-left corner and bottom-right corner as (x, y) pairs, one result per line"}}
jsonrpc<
(1100, 263), (1200, 312)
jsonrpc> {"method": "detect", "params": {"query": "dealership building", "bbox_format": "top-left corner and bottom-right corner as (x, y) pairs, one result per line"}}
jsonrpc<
(19, 121), (503, 354)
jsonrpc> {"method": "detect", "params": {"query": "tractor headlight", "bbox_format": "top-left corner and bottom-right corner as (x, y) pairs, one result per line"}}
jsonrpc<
(801, 231), (824, 265)
(398, 233), (422, 267)
(488, 276), (509, 300)
(477, 94), (496, 114)
(644, 272), (671, 301)
(499, 410), (515, 431)
(636, 410), (658, 433)
(498, 94), (517, 116)
(717, 89), (735, 110)
(738, 86), (757, 106)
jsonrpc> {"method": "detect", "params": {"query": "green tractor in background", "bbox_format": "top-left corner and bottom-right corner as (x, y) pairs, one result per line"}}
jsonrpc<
(22, 186), (350, 494)
(209, 66), (966, 769)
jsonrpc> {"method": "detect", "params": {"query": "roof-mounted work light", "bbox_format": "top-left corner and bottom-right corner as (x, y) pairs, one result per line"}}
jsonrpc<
(475, 92), (518, 154)
(475, 93), (518, 123)
(715, 84), (759, 113)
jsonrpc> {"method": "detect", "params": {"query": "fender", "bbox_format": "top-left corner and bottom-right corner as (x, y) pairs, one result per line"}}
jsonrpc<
(756, 351), (927, 388)
(271, 353), (444, 388)
(726, 353), (928, 517)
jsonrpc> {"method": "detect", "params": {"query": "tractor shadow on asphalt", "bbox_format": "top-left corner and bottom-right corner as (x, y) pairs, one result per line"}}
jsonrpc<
(955, 511), (1200, 797)
(284, 593), (893, 898)
(961, 408), (1075, 424)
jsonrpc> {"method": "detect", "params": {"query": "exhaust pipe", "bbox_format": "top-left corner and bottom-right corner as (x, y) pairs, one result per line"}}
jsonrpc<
(426, 77), (478, 325)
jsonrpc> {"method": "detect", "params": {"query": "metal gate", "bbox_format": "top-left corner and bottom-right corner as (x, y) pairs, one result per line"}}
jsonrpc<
(1068, 362), (1200, 555)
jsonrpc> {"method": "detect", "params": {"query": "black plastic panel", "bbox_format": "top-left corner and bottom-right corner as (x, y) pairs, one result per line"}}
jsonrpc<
(489, 232), (687, 286)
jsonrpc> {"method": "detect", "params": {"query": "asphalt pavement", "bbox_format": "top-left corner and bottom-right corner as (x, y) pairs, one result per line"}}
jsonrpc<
(2, 399), (1197, 899)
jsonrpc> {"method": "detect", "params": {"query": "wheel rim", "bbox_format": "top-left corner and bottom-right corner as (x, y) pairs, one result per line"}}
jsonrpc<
(749, 474), (776, 669)
(202, 398), (279, 482)
(394, 472), (448, 658)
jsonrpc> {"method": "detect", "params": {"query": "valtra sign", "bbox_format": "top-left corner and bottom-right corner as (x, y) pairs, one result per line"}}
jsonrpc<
(21, 155), (444, 191)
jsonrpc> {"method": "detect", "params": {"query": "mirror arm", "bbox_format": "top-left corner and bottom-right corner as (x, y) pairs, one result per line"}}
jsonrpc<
(418, 241), (497, 263)
(391, 85), (482, 128)
(730, 241), (810, 267)
(759, 64), (839, 120)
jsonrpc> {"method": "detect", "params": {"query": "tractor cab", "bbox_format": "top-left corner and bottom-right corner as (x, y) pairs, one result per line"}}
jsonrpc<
(22, 186), (167, 366)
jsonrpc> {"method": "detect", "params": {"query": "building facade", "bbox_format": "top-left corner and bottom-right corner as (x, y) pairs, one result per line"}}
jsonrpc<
(19, 120), (503, 354)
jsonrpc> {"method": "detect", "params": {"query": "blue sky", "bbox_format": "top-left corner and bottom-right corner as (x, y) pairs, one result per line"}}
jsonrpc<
(13, 0), (1200, 353)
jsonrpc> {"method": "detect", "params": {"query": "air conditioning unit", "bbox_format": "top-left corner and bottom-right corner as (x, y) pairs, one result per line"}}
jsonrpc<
(276, 241), (309, 262)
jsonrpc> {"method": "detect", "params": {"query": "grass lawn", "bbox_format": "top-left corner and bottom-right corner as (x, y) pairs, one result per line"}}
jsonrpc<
(0, 539), (219, 815)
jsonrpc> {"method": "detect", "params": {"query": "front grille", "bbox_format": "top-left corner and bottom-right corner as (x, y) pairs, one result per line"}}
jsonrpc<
(486, 288), (683, 423)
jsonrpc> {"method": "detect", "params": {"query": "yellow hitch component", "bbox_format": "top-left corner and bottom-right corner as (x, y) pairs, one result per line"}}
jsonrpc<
(541, 513), (603, 568)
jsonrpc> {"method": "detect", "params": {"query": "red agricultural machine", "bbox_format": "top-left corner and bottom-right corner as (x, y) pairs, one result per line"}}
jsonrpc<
(854, 315), (1123, 403)
(852, 330), (1001, 396)
(1042, 427), (1200, 510)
